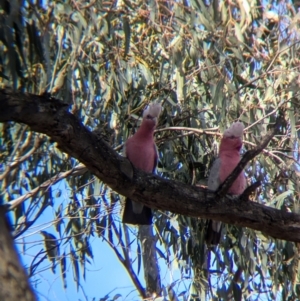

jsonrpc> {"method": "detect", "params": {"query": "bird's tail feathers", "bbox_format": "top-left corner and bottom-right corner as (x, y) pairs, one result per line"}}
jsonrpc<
(205, 220), (222, 245)
(122, 198), (153, 225)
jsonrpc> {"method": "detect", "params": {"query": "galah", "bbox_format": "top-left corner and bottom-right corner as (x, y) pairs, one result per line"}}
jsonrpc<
(122, 103), (162, 225)
(205, 121), (246, 245)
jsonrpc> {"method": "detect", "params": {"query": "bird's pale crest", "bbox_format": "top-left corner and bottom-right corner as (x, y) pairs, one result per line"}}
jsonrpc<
(223, 121), (244, 138)
(143, 103), (162, 118)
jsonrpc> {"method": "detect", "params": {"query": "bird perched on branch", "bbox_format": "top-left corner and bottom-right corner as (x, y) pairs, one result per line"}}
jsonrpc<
(122, 103), (162, 225)
(206, 121), (246, 245)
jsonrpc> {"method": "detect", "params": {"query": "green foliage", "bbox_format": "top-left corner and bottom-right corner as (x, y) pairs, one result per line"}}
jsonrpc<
(1, 0), (300, 300)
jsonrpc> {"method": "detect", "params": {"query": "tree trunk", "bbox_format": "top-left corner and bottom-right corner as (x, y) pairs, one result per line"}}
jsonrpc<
(0, 207), (36, 301)
(139, 225), (162, 297)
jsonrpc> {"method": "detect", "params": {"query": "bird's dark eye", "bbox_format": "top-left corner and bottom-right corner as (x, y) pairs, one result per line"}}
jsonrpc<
(230, 135), (235, 139)
(146, 114), (153, 119)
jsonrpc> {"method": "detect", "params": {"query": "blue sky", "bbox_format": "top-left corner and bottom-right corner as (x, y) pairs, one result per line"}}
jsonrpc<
(14, 182), (144, 301)
(14, 179), (185, 301)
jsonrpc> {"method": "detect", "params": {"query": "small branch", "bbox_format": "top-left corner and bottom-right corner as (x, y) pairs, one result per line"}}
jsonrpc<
(105, 218), (146, 298)
(111, 221), (147, 298)
(7, 164), (88, 210)
(244, 99), (286, 132)
(155, 126), (219, 136)
(240, 181), (261, 201)
(0, 135), (44, 181)
(7, 126), (28, 162)
(217, 116), (282, 197)
(244, 140), (285, 165)
(13, 194), (50, 239)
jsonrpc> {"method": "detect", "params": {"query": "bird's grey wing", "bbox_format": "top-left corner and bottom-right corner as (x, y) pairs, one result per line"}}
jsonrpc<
(123, 141), (143, 214)
(206, 158), (222, 244)
(152, 143), (158, 174)
(207, 158), (221, 191)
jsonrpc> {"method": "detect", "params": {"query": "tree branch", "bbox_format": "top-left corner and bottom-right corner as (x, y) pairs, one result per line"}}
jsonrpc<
(1, 89), (300, 242)
(0, 134), (44, 181)
(0, 208), (37, 301)
(7, 164), (88, 210)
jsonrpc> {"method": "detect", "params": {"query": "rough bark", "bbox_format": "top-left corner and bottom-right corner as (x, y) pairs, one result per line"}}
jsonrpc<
(139, 225), (161, 297)
(1, 89), (300, 242)
(0, 207), (37, 301)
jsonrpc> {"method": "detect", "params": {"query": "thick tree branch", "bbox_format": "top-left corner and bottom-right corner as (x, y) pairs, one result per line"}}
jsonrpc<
(1, 89), (300, 242)
(0, 208), (37, 301)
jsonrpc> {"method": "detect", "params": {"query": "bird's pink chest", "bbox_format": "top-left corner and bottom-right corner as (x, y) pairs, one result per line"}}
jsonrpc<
(126, 138), (156, 173)
(219, 154), (246, 194)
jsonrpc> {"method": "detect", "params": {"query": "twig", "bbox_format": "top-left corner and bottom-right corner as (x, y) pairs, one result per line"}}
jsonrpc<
(0, 135), (43, 181)
(244, 99), (286, 132)
(7, 164), (88, 210)
(106, 218), (147, 298)
(240, 181), (261, 201)
(155, 126), (219, 136)
(244, 141), (285, 165)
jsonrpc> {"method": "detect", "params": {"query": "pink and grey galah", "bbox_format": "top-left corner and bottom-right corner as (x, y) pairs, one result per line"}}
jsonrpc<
(122, 103), (162, 225)
(206, 121), (247, 245)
